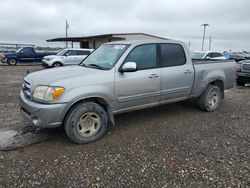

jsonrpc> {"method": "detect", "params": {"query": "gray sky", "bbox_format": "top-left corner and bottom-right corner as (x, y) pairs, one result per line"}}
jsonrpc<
(0, 0), (249, 51)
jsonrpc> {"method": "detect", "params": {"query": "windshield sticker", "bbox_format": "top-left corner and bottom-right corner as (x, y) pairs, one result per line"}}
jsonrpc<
(113, 45), (126, 49)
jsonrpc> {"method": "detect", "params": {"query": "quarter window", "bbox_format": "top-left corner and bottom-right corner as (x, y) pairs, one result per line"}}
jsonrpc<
(124, 44), (157, 70)
(160, 44), (186, 67)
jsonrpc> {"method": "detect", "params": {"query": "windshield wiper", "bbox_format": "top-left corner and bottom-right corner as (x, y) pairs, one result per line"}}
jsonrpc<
(86, 63), (107, 70)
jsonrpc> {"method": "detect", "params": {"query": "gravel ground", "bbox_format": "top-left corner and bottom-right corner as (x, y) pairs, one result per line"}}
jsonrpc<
(0, 64), (249, 187)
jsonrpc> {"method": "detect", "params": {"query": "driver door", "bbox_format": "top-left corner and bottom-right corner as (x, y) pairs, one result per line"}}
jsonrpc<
(115, 44), (161, 112)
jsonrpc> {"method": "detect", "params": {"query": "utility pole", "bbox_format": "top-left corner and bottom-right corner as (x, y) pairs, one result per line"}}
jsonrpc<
(201, 24), (209, 51)
(209, 36), (212, 51)
(188, 41), (191, 49)
(65, 20), (69, 48)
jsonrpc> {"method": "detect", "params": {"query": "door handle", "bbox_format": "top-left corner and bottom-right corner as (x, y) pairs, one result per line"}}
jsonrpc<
(148, 74), (159, 78)
(184, 70), (192, 74)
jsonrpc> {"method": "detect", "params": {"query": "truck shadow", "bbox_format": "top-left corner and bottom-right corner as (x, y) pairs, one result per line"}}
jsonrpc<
(0, 100), (200, 150)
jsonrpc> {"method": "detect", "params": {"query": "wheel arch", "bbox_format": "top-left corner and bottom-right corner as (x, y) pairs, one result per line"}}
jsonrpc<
(63, 97), (115, 126)
(52, 61), (63, 66)
(7, 57), (18, 65)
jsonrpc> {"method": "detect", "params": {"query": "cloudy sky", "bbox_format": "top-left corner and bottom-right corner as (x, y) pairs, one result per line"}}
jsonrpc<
(0, 0), (249, 51)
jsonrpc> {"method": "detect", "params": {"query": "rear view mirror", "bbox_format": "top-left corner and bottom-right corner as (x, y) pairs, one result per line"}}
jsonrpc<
(120, 62), (137, 72)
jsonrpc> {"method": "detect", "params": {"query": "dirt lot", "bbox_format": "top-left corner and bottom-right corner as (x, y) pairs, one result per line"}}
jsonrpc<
(0, 64), (249, 187)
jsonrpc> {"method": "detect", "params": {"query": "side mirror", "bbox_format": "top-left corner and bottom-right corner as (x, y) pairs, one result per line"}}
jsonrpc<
(120, 62), (137, 72)
(205, 56), (210, 59)
(65, 54), (69, 56)
(20, 51), (24, 54)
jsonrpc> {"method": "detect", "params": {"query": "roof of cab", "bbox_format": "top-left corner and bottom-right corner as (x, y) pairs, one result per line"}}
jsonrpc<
(106, 39), (181, 46)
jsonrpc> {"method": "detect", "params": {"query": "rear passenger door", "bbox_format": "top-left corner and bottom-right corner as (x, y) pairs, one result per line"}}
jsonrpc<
(159, 43), (195, 102)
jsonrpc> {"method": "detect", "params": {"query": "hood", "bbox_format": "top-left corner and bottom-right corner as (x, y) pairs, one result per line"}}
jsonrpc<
(24, 65), (107, 90)
(4, 51), (17, 57)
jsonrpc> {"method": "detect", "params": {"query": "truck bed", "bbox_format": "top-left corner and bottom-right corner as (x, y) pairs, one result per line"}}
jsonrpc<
(190, 59), (236, 98)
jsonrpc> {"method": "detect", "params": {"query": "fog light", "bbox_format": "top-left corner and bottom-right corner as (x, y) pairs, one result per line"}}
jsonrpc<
(32, 117), (42, 126)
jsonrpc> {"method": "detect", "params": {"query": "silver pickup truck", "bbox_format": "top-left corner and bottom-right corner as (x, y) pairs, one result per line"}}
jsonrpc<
(19, 40), (236, 144)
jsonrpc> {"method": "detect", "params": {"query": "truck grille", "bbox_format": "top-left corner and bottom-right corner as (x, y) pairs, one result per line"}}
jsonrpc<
(241, 63), (250, 72)
(22, 80), (31, 99)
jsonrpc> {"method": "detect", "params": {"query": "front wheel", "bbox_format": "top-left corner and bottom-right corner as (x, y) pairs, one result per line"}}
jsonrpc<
(7, 58), (17, 65)
(64, 102), (108, 144)
(52, 62), (63, 67)
(198, 85), (221, 112)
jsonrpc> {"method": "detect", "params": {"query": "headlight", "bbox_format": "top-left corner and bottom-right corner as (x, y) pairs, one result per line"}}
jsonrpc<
(33, 86), (65, 102)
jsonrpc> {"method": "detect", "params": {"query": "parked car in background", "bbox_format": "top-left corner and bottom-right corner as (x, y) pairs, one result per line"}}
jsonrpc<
(42, 48), (93, 68)
(20, 40), (236, 144)
(2, 47), (57, 65)
(236, 60), (250, 85)
(229, 53), (247, 62)
(191, 51), (226, 60)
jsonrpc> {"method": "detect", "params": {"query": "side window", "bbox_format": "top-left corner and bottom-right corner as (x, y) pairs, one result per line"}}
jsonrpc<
(207, 52), (223, 58)
(124, 44), (157, 70)
(77, 50), (91, 55)
(22, 48), (33, 54)
(206, 53), (212, 58)
(160, 44), (186, 67)
(213, 53), (223, 58)
(66, 50), (77, 56)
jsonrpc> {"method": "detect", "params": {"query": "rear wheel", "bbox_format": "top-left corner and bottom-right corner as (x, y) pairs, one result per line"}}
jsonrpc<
(198, 85), (221, 112)
(7, 58), (17, 65)
(52, 62), (63, 67)
(64, 102), (108, 144)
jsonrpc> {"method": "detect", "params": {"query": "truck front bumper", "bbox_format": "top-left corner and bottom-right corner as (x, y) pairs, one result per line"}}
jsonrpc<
(19, 90), (68, 128)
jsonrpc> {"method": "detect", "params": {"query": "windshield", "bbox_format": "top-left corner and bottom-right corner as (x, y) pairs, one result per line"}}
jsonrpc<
(80, 44), (129, 70)
(56, 49), (68, 56)
(16, 48), (24, 53)
(191, 51), (206, 59)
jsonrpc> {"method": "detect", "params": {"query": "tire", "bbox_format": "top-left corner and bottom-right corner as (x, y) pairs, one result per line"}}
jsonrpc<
(52, 62), (63, 67)
(236, 81), (245, 86)
(198, 85), (221, 112)
(7, 58), (17, 65)
(64, 102), (108, 144)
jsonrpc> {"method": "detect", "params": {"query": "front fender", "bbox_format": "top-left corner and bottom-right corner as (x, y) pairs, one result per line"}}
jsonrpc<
(60, 85), (115, 108)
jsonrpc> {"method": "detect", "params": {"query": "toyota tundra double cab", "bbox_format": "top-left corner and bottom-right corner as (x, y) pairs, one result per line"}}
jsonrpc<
(19, 40), (236, 144)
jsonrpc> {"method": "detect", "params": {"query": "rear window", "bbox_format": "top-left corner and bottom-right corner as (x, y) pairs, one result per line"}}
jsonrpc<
(159, 43), (186, 67)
